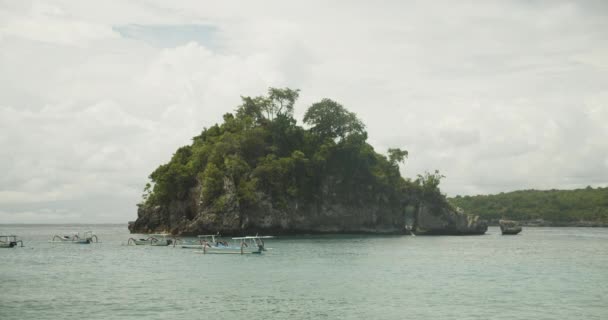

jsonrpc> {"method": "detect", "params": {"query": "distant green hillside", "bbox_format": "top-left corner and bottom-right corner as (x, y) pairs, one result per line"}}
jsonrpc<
(449, 187), (608, 223)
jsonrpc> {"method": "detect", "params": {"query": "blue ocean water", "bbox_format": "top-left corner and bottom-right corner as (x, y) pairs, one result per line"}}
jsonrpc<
(1, 225), (606, 319)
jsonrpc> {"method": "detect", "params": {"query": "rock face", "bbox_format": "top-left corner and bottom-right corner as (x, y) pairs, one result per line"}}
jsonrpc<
(129, 177), (407, 235)
(129, 176), (488, 236)
(130, 193), (487, 236)
(415, 203), (488, 235)
(499, 219), (522, 235)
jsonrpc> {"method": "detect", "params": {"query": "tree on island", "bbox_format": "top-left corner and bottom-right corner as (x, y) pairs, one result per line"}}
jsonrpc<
(303, 98), (365, 141)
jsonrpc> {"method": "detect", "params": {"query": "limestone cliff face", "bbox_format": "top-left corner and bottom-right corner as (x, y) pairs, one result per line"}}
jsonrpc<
(415, 203), (488, 235)
(129, 176), (406, 235)
(129, 175), (488, 236)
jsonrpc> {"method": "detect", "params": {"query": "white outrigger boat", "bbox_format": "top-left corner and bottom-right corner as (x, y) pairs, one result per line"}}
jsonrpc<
(50, 231), (99, 244)
(180, 234), (222, 249)
(127, 234), (175, 246)
(1, 235), (24, 248)
(197, 235), (274, 255)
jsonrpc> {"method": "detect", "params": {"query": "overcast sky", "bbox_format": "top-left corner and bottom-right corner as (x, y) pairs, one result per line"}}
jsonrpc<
(1, 0), (607, 223)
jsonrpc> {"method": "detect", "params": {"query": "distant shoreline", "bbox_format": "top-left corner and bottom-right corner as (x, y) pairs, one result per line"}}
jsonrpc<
(0, 223), (124, 226)
(487, 220), (608, 228)
(2, 222), (607, 229)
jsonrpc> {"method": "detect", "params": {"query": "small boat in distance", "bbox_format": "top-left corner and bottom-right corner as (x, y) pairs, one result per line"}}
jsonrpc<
(197, 235), (274, 255)
(50, 231), (99, 244)
(1, 235), (24, 248)
(499, 220), (522, 235)
(127, 234), (175, 246)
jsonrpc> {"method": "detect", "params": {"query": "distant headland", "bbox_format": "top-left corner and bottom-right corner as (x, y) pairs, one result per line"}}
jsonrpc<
(129, 88), (487, 236)
(449, 187), (608, 227)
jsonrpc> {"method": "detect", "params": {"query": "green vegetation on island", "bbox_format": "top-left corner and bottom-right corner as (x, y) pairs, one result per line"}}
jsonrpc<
(449, 187), (608, 225)
(143, 88), (418, 209)
(131, 87), (486, 235)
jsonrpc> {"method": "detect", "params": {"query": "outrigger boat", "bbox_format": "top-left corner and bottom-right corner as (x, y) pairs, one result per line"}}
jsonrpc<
(127, 234), (175, 246)
(180, 234), (221, 249)
(197, 235), (274, 255)
(0, 235), (24, 248)
(50, 231), (99, 244)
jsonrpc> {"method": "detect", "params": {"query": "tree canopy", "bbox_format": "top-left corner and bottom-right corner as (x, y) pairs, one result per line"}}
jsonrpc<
(388, 148), (408, 166)
(142, 88), (444, 217)
(303, 99), (365, 141)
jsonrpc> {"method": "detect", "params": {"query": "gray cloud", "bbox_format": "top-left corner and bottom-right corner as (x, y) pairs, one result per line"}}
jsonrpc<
(0, 0), (607, 223)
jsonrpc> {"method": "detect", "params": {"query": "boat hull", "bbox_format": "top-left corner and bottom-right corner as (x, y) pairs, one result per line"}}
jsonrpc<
(181, 244), (204, 249)
(197, 246), (262, 255)
(50, 239), (92, 244)
(130, 239), (172, 246)
(0, 242), (17, 248)
(501, 228), (522, 235)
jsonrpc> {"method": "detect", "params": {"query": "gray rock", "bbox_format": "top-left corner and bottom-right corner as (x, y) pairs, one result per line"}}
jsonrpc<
(499, 219), (522, 235)
(415, 203), (488, 235)
(129, 176), (488, 236)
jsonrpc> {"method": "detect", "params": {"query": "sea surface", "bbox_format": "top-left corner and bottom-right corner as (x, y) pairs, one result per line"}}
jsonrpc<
(1, 225), (606, 319)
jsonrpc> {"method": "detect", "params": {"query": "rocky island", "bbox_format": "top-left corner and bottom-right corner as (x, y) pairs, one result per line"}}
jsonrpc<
(130, 88), (487, 236)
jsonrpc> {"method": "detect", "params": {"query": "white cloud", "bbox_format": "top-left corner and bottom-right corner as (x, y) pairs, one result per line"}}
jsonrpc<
(0, 0), (607, 222)
(0, 2), (118, 45)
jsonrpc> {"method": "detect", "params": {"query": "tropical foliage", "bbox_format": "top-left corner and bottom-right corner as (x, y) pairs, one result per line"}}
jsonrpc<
(449, 187), (608, 223)
(142, 87), (442, 214)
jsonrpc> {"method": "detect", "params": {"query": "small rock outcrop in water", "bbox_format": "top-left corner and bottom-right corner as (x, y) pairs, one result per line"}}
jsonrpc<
(499, 219), (522, 235)
(414, 203), (488, 235)
(129, 88), (487, 236)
